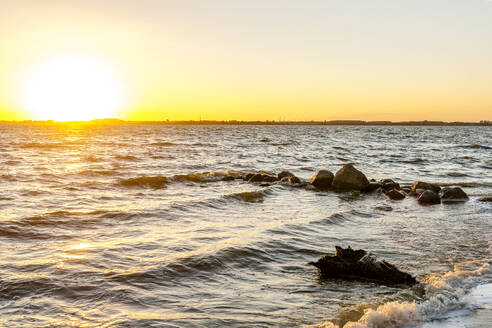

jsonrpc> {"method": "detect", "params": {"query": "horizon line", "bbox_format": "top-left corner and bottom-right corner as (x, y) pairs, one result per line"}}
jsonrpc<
(0, 118), (491, 126)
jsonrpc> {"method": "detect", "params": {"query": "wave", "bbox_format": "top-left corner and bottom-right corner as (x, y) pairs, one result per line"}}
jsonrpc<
(117, 176), (169, 189)
(78, 169), (117, 177)
(109, 244), (273, 285)
(172, 171), (239, 183)
(6, 210), (140, 229)
(151, 141), (175, 146)
(316, 259), (491, 328)
(446, 172), (470, 177)
(440, 181), (492, 188)
(114, 154), (139, 161)
(17, 142), (66, 149)
(407, 158), (426, 163)
(228, 191), (266, 203)
(271, 140), (298, 146)
(85, 155), (102, 162)
(456, 144), (491, 149)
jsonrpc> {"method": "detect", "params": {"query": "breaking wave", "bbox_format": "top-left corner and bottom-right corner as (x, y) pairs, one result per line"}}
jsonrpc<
(317, 258), (491, 328)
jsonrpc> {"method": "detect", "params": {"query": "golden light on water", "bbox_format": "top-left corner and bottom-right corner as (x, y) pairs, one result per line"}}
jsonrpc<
(61, 242), (95, 260)
(21, 55), (124, 121)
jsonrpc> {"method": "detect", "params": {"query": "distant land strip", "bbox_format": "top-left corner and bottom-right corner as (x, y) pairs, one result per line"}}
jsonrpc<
(0, 119), (491, 126)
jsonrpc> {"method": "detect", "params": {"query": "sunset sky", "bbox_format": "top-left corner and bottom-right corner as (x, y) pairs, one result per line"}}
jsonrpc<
(1, 0), (491, 121)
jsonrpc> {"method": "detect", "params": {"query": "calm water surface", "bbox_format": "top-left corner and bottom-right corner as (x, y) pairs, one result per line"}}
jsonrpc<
(0, 125), (491, 327)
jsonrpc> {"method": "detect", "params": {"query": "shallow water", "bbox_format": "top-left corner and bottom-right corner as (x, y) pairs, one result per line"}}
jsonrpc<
(0, 125), (490, 327)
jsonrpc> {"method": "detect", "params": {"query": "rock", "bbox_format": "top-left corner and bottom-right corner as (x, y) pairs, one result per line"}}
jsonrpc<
(380, 179), (400, 192)
(310, 170), (334, 189)
(441, 187), (469, 202)
(243, 173), (255, 181)
(386, 189), (405, 200)
(418, 190), (441, 205)
(362, 182), (382, 193)
(221, 175), (235, 181)
(278, 171), (301, 184)
(278, 170), (295, 180)
(411, 181), (441, 193)
(332, 164), (370, 191)
(401, 187), (412, 194)
(248, 173), (278, 183)
(280, 175), (301, 184)
(413, 188), (425, 197)
(478, 196), (492, 202)
(309, 246), (417, 286)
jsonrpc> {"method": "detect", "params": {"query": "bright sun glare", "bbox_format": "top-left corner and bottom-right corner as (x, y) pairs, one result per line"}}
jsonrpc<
(22, 55), (124, 121)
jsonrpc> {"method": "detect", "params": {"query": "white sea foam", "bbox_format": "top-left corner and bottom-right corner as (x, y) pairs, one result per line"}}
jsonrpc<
(317, 260), (491, 328)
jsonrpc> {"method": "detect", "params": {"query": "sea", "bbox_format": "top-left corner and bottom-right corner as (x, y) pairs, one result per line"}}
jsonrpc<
(0, 124), (490, 327)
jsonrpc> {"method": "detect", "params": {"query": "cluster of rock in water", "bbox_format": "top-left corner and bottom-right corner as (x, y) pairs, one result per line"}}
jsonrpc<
(235, 163), (472, 205)
(228, 163), (490, 285)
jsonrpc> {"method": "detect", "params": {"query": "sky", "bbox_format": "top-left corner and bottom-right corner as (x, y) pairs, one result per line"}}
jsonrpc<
(1, 0), (491, 121)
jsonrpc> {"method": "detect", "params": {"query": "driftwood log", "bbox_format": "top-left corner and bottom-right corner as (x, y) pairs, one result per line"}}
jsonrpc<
(309, 246), (417, 286)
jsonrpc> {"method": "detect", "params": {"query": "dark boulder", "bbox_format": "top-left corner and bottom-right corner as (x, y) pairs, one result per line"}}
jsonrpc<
(309, 246), (417, 286)
(441, 187), (469, 202)
(386, 189), (405, 200)
(411, 181), (441, 193)
(332, 164), (370, 191)
(418, 190), (441, 205)
(310, 170), (334, 189)
(478, 196), (492, 202)
(221, 175), (235, 181)
(380, 179), (400, 192)
(248, 173), (278, 183)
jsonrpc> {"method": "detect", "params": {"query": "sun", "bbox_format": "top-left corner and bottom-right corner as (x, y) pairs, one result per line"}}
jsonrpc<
(22, 55), (124, 121)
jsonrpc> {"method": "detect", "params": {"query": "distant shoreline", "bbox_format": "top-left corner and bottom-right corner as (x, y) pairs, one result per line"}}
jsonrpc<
(0, 119), (491, 126)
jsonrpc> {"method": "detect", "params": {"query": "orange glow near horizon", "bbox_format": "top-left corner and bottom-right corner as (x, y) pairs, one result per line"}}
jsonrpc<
(1, 2), (492, 122)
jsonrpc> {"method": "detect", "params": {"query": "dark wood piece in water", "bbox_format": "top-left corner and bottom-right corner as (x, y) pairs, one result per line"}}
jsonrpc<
(309, 246), (417, 286)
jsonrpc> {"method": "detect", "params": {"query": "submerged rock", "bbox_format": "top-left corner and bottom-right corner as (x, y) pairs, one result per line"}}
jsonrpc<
(441, 187), (469, 202)
(411, 181), (441, 193)
(309, 246), (417, 286)
(332, 164), (370, 191)
(418, 190), (441, 205)
(362, 182), (382, 193)
(380, 179), (400, 192)
(248, 173), (278, 183)
(278, 171), (301, 184)
(478, 196), (492, 202)
(386, 189), (405, 200)
(243, 173), (255, 181)
(221, 175), (235, 181)
(310, 170), (334, 189)
(280, 175), (301, 184)
(278, 170), (295, 180)
(401, 186), (412, 193)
